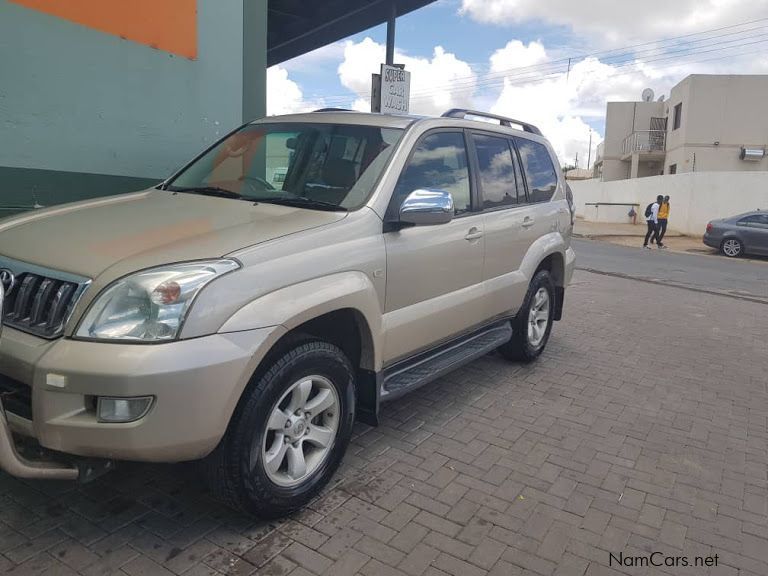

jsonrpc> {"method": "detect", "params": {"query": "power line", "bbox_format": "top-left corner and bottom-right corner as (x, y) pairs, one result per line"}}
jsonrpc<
(407, 29), (768, 97)
(408, 32), (768, 99)
(306, 17), (768, 106)
(315, 31), (768, 105)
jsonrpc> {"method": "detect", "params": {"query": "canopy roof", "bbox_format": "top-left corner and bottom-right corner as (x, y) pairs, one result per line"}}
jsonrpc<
(268, 0), (435, 66)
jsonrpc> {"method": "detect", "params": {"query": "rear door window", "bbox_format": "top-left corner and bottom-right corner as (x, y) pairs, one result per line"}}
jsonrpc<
(514, 138), (558, 203)
(471, 133), (520, 210)
(738, 214), (768, 229)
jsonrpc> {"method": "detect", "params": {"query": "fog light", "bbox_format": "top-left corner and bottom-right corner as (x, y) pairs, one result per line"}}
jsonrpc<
(97, 396), (153, 423)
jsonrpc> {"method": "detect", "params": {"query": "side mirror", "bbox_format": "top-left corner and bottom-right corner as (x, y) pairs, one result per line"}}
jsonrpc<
(399, 189), (454, 226)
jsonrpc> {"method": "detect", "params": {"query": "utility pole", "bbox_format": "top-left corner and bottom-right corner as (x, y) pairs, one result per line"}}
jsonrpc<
(386, 3), (396, 65)
(587, 129), (592, 170)
(575, 151), (578, 168)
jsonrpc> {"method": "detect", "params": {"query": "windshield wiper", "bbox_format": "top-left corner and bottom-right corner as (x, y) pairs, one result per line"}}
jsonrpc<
(167, 186), (244, 199)
(251, 196), (348, 212)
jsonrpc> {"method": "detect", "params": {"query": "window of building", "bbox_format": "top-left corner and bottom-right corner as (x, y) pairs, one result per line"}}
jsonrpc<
(672, 103), (682, 130)
(514, 138), (558, 203)
(394, 132), (471, 214)
(669, 164), (677, 174)
(471, 133), (520, 210)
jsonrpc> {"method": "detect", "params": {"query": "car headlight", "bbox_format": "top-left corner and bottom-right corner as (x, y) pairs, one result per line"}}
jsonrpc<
(75, 260), (239, 342)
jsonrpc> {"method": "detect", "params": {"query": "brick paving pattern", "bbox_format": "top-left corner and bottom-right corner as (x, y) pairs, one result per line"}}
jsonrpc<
(1, 270), (767, 575)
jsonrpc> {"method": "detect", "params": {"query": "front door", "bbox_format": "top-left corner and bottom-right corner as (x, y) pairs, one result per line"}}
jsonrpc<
(383, 130), (485, 364)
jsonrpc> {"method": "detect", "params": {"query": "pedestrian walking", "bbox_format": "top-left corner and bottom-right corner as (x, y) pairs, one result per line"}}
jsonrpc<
(657, 195), (670, 244)
(643, 195), (665, 249)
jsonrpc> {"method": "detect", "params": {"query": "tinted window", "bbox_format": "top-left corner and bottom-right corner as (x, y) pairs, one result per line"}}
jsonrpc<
(738, 214), (768, 228)
(515, 139), (558, 203)
(394, 132), (471, 214)
(472, 134), (519, 210)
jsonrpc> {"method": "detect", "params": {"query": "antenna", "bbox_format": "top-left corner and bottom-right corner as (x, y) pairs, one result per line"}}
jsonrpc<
(641, 88), (655, 102)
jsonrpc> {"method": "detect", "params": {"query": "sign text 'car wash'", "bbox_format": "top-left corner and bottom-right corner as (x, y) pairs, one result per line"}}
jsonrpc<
(379, 64), (411, 114)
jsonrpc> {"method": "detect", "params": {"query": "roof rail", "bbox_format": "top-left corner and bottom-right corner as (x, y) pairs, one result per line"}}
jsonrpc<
(312, 107), (351, 112)
(441, 109), (542, 136)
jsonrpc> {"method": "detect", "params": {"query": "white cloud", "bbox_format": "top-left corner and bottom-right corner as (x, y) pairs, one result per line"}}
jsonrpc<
(487, 52), (691, 166)
(266, 66), (322, 116)
(460, 0), (768, 45)
(337, 37), (477, 116)
(490, 40), (548, 73)
(281, 42), (347, 73)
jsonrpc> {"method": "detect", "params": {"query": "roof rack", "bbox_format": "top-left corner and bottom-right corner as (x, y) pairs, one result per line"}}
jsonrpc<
(441, 109), (542, 136)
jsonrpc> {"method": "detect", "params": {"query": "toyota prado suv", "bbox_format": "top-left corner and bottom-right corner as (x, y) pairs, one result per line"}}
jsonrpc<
(0, 109), (575, 517)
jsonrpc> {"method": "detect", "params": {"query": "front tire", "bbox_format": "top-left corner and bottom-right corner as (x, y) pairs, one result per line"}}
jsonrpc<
(721, 238), (743, 258)
(498, 270), (556, 363)
(202, 338), (355, 518)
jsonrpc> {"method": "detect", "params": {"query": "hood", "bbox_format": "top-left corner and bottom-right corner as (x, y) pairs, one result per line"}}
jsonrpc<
(0, 190), (347, 279)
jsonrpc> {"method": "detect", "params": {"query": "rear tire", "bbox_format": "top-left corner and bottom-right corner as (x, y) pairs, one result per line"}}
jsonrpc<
(721, 238), (743, 258)
(201, 338), (355, 518)
(498, 270), (555, 363)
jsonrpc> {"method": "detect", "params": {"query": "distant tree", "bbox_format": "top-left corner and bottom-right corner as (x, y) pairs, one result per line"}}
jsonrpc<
(561, 163), (576, 172)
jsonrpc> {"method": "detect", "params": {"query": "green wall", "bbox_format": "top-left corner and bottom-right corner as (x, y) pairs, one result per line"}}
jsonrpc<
(0, 0), (266, 213)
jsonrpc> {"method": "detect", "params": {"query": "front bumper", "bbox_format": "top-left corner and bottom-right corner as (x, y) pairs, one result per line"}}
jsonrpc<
(0, 325), (284, 467)
(0, 398), (79, 480)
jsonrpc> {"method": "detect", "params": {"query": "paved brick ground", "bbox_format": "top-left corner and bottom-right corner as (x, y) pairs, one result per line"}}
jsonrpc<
(2, 270), (767, 576)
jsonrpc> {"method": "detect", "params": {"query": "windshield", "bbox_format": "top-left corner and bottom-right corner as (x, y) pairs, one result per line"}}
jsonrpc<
(166, 122), (404, 210)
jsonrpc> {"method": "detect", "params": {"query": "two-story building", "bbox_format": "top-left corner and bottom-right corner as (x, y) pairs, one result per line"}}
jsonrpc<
(594, 74), (768, 181)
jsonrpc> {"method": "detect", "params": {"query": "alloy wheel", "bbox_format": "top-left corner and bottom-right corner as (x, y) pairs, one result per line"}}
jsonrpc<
(258, 375), (340, 487)
(527, 287), (550, 347)
(722, 239), (741, 257)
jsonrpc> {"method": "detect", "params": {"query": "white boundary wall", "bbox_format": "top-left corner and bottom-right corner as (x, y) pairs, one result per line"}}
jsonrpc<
(570, 172), (768, 235)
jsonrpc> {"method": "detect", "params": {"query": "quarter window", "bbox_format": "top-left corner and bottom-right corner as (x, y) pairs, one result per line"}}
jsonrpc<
(394, 132), (471, 214)
(472, 134), (519, 210)
(515, 139), (558, 203)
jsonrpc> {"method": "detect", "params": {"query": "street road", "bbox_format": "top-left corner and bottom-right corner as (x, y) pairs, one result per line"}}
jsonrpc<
(573, 238), (768, 303)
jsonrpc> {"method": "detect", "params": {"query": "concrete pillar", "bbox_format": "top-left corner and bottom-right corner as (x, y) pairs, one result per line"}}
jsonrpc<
(242, 0), (268, 122)
(630, 153), (640, 179)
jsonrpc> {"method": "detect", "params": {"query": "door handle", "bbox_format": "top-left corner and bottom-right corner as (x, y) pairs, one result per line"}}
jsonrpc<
(464, 227), (483, 241)
(522, 217), (535, 228)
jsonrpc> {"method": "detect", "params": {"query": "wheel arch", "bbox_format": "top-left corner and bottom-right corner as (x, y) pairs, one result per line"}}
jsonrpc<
(219, 272), (383, 427)
(520, 234), (567, 321)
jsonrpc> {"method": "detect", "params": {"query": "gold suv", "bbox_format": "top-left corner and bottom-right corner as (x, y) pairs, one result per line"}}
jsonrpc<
(0, 109), (575, 517)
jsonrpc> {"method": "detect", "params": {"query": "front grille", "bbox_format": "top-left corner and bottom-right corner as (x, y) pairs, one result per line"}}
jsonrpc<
(0, 256), (90, 339)
(0, 373), (32, 420)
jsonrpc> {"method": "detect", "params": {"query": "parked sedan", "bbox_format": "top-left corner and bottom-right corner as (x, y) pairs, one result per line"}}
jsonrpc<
(703, 210), (768, 257)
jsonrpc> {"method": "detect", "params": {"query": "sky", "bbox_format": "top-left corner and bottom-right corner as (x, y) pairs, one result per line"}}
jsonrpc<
(267, 0), (768, 168)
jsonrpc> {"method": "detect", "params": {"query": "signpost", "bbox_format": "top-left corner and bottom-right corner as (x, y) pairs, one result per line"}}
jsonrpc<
(371, 64), (410, 115)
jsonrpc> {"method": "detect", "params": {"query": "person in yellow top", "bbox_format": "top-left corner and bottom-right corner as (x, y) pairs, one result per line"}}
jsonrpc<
(657, 195), (670, 245)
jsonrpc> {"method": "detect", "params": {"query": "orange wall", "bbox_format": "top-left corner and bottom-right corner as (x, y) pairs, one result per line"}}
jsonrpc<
(9, 0), (197, 59)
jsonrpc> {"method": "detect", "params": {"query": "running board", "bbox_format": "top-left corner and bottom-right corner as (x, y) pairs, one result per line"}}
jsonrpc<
(381, 321), (512, 401)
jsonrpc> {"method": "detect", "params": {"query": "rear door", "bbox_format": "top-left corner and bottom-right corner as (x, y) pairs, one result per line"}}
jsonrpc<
(479, 134), (561, 318)
(470, 130), (535, 318)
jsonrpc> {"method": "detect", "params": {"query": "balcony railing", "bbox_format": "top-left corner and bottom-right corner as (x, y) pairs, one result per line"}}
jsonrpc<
(622, 130), (666, 155)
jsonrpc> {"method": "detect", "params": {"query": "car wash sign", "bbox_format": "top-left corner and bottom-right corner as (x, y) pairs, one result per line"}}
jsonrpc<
(374, 64), (411, 115)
